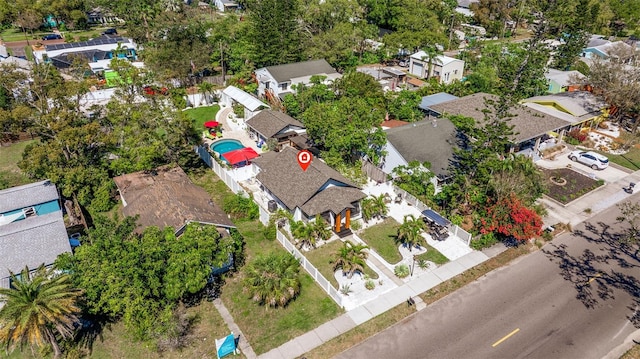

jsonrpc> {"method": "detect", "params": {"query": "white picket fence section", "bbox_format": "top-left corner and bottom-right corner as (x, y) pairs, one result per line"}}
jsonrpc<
(196, 145), (248, 196)
(276, 230), (343, 307)
(391, 183), (472, 245)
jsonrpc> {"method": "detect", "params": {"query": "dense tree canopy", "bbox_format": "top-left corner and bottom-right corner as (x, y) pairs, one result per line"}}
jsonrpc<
(57, 217), (237, 339)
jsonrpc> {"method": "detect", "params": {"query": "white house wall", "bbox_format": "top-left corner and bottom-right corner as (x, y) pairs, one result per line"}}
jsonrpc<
(255, 68), (273, 97)
(381, 141), (408, 175)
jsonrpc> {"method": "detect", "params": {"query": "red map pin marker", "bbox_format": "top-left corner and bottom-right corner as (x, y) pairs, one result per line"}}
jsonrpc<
(297, 150), (312, 171)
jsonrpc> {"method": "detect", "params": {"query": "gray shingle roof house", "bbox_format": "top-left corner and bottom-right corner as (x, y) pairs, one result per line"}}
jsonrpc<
(255, 59), (342, 99)
(246, 110), (306, 143)
(0, 180), (70, 288)
(253, 147), (365, 233)
(113, 166), (235, 235)
(429, 93), (569, 144)
(382, 118), (458, 182)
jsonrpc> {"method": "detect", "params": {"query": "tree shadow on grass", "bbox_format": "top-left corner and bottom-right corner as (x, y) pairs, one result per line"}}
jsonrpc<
(543, 220), (640, 327)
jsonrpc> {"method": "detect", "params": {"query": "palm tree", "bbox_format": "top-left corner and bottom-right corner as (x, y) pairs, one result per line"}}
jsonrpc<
(0, 265), (82, 358)
(421, 45), (443, 81)
(243, 253), (301, 308)
(293, 217), (331, 249)
(396, 215), (425, 251)
(198, 81), (215, 105)
(361, 195), (389, 223)
(371, 194), (389, 220)
(333, 241), (369, 279)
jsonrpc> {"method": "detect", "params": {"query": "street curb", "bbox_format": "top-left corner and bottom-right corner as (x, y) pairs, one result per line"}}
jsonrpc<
(602, 328), (640, 359)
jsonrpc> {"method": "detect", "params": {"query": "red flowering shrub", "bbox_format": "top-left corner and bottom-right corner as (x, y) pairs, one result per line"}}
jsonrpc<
(480, 194), (543, 241)
(567, 128), (587, 143)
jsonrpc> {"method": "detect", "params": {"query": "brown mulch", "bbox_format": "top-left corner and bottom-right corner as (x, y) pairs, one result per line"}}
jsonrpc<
(541, 168), (604, 204)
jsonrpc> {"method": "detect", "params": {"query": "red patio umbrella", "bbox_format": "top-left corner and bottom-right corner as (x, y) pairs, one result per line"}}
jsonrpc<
(204, 121), (220, 128)
(222, 147), (259, 166)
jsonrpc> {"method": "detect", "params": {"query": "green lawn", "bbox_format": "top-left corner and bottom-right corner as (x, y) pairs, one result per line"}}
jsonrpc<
(1, 301), (237, 359)
(0, 140), (35, 189)
(184, 105), (221, 134)
(594, 147), (640, 171)
(191, 171), (343, 355)
(360, 218), (402, 264)
(305, 240), (378, 289)
(415, 243), (449, 265)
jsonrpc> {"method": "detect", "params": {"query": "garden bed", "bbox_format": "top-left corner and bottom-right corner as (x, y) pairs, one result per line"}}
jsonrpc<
(541, 168), (604, 204)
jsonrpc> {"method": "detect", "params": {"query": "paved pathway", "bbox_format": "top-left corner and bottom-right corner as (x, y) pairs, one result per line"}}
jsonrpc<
(257, 246), (507, 359)
(213, 298), (257, 359)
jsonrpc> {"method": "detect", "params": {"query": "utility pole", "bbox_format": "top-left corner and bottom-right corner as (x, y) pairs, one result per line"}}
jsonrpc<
(448, 14), (455, 51)
(220, 41), (226, 86)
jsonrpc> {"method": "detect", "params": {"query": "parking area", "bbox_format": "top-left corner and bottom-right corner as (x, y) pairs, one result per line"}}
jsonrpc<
(536, 150), (631, 183)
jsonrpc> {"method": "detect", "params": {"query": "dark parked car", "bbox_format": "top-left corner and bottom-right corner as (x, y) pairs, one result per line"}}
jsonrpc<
(42, 34), (62, 40)
(102, 28), (118, 35)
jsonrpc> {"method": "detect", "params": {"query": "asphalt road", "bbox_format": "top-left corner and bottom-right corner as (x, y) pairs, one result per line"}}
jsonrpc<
(337, 197), (640, 359)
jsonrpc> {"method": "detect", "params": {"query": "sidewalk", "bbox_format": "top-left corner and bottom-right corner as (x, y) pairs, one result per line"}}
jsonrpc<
(213, 298), (258, 359)
(257, 244), (507, 359)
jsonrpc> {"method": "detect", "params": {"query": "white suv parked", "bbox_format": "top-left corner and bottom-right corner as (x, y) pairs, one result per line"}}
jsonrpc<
(568, 150), (609, 170)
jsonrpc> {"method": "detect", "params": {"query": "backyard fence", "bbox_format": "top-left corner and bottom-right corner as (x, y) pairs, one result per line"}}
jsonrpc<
(276, 230), (343, 307)
(195, 145), (247, 196)
(390, 182), (472, 245)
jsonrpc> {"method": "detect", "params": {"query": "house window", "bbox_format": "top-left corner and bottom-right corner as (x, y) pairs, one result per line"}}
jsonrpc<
(454, 70), (458, 75)
(264, 81), (270, 89)
(279, 83), (288, 91)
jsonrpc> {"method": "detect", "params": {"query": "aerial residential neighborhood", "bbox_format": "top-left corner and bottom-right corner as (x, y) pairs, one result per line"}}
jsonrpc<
(1, 0), (640, 358)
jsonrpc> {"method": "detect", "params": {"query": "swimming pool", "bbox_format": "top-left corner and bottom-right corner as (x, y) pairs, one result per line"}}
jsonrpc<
(210, 139), (245, 155)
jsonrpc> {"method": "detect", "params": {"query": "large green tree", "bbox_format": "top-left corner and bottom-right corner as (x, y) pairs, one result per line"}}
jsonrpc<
(333, 241), (369, 279)
(396, 214), (425, 251)
(245, 0), (305, 67)
(0, 266), (82, 359)
(56, 217), (236, 339)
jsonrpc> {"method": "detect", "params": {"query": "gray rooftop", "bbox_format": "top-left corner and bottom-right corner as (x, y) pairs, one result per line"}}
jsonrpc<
(419, 92), (459, 111)
(253, 147), (364, 216)
(0, 211), (71, 280)
(246, 110), (305, 139)
(385, 118), (458, 178)
(264, 59), (338, 84)
(0, 180), (59, 214)
(429, 93), (569, 143)
(545, 69), (586, 87)
(523, 91), (606, 119)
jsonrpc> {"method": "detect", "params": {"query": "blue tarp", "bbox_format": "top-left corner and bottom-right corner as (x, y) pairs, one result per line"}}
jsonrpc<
(216, 333), (236, 358)
(421, 209), (450, 227)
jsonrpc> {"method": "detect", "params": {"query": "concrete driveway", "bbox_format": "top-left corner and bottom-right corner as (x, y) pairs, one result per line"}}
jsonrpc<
(536, 152), (631, 183)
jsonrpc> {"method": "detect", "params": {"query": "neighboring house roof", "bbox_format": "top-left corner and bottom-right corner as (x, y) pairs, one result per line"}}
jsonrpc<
(0, 180), (59, 214)
(419, 92), (459, 111)
(45, 35), (131, 51)
(222, 86), (268, 112)
(50, 49), (111, 68)
(545, 69), (585, 87)
(457, 0), (479, 8)
(587, 37), (609, 48)
(385, 118), (458, 178)
(0, 55), (31, 69)
(246, 110), (304, 139)
(0, 211), (71, 278)
(592, 41), (634, 57)
(263, 59), (338, 83)
(253, 147), (365, 216)
(113, 166), (235, 231)
(523, 91), (606, 119)
(410, 51), (462, 66)
(381, 119), (409, 129)
(429, 93), (569, 143)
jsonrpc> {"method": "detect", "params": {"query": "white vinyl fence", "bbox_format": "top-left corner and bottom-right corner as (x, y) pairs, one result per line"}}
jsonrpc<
(196, 145), (247, 196)
(276, 230), (343, 307)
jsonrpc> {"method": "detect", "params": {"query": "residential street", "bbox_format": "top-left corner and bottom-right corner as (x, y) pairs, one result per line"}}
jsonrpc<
(337, 196), (640, 359)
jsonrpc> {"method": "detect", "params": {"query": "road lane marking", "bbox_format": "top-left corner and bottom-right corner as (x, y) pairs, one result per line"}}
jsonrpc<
(492, 328), (520, 347)
(588, 273), (602, 284)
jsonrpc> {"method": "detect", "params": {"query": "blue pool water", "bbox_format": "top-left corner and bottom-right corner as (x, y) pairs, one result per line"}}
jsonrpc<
(210, 139), (244, 155)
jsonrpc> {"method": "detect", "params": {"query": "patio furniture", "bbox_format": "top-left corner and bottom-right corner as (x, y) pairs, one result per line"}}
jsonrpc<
(394, 193), (403, 204)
